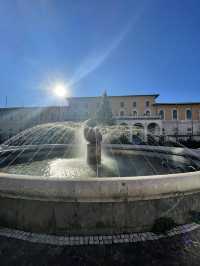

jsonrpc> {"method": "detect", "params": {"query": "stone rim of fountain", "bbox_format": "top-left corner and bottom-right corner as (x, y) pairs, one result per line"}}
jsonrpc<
(0, 144), (200, 235)
(0, 144), (199, 202)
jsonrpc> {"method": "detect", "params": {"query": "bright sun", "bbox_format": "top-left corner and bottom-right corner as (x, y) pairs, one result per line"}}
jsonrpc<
(53, 84), (68, 98)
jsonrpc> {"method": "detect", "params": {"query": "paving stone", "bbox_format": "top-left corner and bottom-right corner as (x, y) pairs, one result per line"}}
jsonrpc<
(0, 223), (198, 247)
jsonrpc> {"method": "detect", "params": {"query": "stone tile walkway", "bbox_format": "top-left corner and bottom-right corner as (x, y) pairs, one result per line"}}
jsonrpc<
(0, 224), (200, 265)
(0, 223), (199, 246)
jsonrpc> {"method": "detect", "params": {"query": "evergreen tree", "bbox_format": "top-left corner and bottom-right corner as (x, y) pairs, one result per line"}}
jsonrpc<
(95, 91), (115, 125)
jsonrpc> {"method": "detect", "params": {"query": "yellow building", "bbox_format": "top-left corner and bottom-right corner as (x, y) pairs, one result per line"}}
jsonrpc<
(0, 93), (200, 142)
(67, 94), (200, 138)
(68, 94), (158, 117)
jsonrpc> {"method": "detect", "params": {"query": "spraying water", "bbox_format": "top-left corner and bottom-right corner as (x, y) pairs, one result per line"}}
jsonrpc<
(0, 122), (199, 178)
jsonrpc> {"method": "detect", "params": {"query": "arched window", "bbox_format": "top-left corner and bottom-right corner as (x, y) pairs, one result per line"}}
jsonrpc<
(145, 110), (150, 116)
(159, 110), (164, 120)
(186, 109), (192, 120)
(172, 109), (177, 120)
(120, 110), (124, 116)
(132, 110), (137, 116)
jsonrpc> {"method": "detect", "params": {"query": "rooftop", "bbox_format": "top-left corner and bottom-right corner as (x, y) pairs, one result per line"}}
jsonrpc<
(68, 94), (160, 99)
(0, 106), (69, 111)
(155, 102), (200, 106)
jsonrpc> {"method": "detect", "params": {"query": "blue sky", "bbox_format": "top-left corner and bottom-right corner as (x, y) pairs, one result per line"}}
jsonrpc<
(0, 0), (200, 107)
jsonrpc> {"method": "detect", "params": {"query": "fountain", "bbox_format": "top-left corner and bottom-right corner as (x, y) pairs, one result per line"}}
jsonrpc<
(0, 122), (200, 235)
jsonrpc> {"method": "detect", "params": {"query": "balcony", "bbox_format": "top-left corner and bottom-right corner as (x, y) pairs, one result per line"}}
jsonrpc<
(114, 115), (162, 121)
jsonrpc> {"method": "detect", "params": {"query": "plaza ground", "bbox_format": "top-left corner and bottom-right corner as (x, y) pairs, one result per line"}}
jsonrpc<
(0, 228), (200, 266)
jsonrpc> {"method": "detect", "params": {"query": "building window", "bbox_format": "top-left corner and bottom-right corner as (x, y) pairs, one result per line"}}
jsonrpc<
(85, 103), (88, 108)
(145, 110), (151, 116)
(133, 101), (137, 107)
(132, 110), (137, 116)
(172, 109), (178, 120)
(159, 110), (164, 120)
(120, 110), (124, 116)
(146, 101), (150, 107)
(120, 102), (124, 108)
(186, 109), (192, 120)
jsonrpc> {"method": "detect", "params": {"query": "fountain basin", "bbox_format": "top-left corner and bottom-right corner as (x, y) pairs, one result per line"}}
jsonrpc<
(0, 145), (200, 235)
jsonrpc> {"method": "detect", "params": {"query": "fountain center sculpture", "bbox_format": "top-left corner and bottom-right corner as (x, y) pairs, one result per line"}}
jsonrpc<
(84, 126), (102, 165)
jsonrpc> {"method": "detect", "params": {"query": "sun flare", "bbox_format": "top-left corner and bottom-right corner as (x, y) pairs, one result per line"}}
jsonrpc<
(53, 83), (68, 98)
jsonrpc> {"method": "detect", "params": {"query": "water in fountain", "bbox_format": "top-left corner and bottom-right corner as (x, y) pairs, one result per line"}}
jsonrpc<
(0, 123), (200, 178)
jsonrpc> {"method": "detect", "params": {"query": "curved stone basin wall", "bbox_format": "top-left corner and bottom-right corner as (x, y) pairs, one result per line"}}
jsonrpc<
(0, 144), (200, 235)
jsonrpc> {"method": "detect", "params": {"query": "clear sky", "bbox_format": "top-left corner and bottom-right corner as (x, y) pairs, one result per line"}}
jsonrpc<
(0, 0), (200, 107)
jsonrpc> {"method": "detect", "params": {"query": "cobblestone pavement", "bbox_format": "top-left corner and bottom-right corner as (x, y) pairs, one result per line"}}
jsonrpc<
(0, 225), (200, 265)
(0, 223), (199, 246)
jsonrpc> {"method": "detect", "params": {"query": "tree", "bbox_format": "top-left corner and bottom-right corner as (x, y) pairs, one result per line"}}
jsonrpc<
(95, 91), (115, 125)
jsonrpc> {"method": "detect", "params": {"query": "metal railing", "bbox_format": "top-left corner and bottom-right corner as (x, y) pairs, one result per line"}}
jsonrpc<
(114, 115), (161, 120)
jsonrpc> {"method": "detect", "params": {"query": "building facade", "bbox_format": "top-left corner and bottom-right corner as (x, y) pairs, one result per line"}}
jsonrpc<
(0, 94), (200, 143)
(68, 94), (200, 140)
